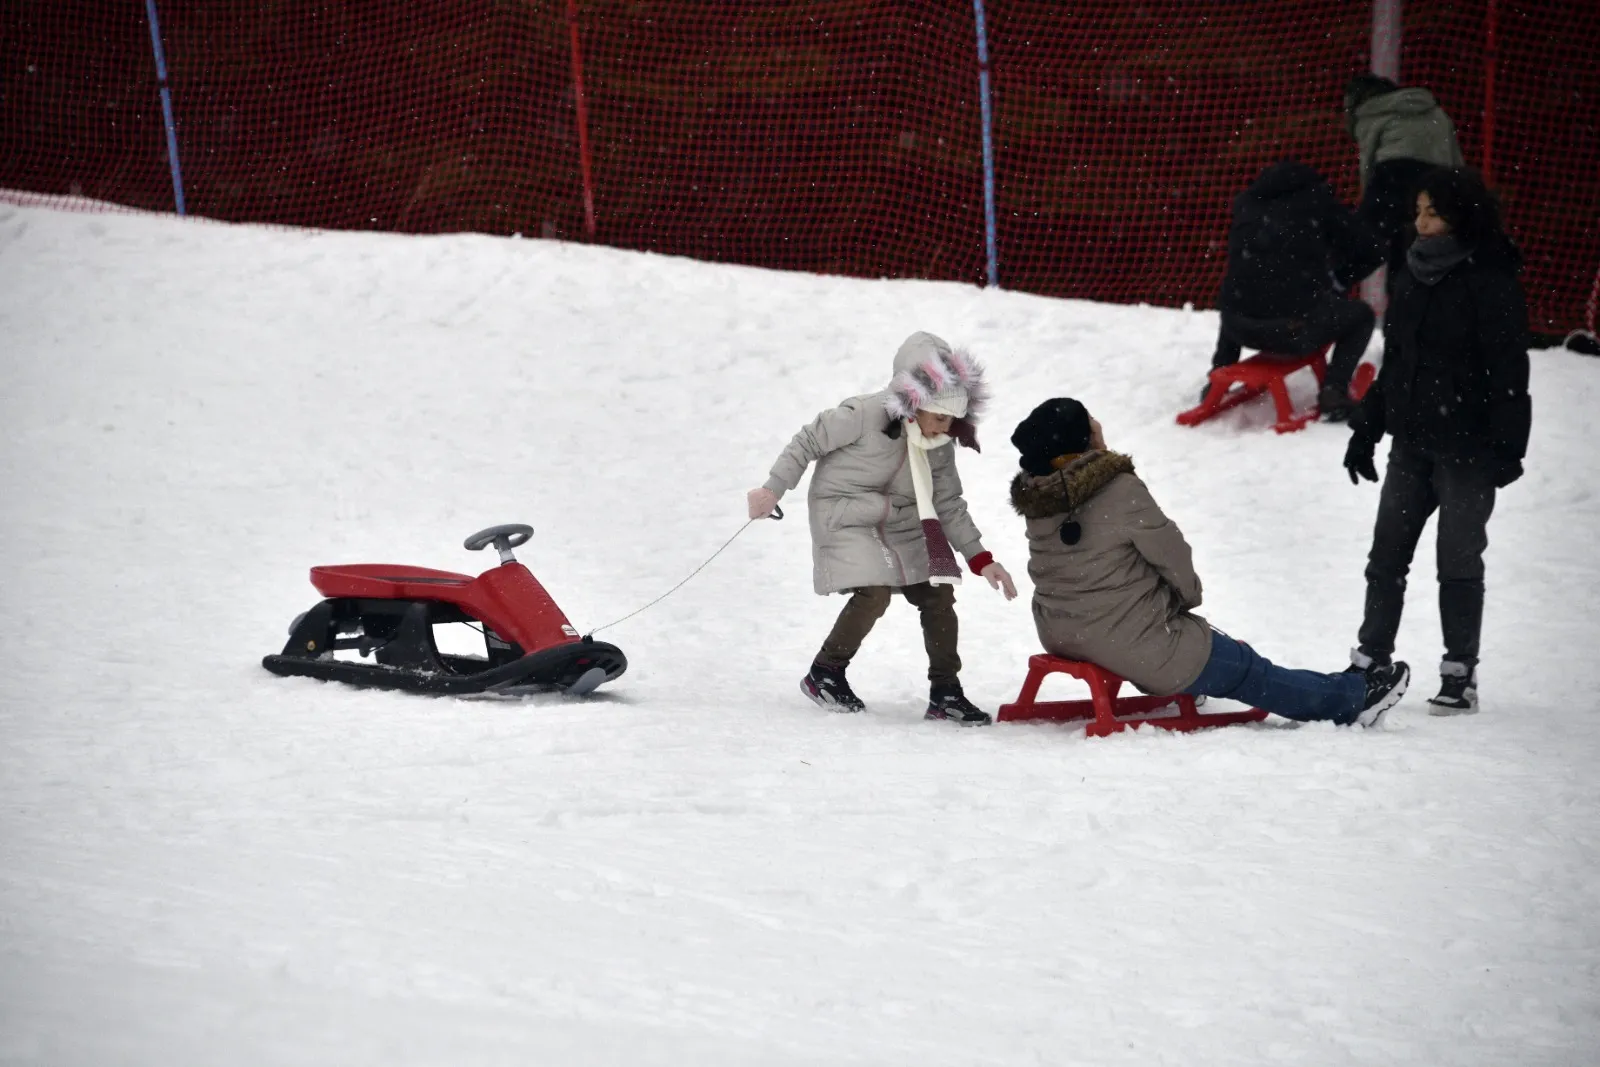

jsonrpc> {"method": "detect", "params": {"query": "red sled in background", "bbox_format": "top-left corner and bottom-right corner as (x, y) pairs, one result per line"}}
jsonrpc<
(1177, 348), (1327, 433)
(262, 524), (626, 696)
(1177, 346), (1379, 434)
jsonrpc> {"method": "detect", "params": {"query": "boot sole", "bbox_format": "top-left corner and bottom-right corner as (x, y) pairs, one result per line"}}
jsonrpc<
(800, 677), (864, 713)
(1357, 665), (1410, 727)
(1427, 699), (1479, 716)
(924, 708), (993, 727)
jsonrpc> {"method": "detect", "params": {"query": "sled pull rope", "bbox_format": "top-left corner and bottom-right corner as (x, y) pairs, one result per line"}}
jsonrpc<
(584, 505), (781, 638)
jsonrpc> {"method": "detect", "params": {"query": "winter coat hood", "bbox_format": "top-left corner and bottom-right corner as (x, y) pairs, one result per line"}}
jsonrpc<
(1352, 88), (1464, 180)
(1010, 451), (1136, 519)
(1243, 160), (1324, 202)
(1216, 161), (1380, 319)
(884, 331), (990, 450)
(1359, 86), (1446, 121)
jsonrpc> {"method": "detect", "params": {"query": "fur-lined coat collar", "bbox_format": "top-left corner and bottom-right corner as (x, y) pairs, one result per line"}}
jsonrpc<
(1010, 451), (1136, 519)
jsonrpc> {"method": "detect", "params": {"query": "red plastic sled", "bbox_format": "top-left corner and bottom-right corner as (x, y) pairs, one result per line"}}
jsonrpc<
(997, 655), (1267, 737)
(262, 524), (626, 695)
(1177, 348), (1329, 434)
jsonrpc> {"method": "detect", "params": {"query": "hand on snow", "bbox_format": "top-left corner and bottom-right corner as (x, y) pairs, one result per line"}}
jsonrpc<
(982, 562), (1018, 601)
(1343, 435), (1379, 485)
(747, 487), (781, 520)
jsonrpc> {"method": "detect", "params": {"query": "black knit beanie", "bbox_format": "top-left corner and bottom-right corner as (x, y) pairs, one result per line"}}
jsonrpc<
(1011, 398), (1092, 476)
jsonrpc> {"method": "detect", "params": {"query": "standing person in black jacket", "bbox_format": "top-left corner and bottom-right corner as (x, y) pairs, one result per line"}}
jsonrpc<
(1210, 160), (1384, 420)
(1343, 167), (1530, 715)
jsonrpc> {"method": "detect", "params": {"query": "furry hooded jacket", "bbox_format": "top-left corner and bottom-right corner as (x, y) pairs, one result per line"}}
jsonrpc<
(762, 332), (992, 595)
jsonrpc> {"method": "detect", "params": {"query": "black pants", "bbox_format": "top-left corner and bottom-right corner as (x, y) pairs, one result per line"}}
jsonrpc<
(817, 583), (960, 686)
(1212, 294), (1376, 394)
(1358, 441), (1498, 669)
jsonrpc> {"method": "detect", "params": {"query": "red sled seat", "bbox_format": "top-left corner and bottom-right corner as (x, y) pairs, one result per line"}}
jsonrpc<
(996, 654), (1267, 738)
(310, 563), (474, 600)
(1176, 347), (1328, 434)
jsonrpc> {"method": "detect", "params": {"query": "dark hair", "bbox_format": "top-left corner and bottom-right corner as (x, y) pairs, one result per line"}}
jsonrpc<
(1413, 166), (1508, 249)
(1343, 73), (1399, 115)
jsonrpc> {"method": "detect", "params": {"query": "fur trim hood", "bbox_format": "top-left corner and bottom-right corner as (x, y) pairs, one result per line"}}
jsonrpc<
(1010, 451), (1136, 519)
(883, 332), (990, 428)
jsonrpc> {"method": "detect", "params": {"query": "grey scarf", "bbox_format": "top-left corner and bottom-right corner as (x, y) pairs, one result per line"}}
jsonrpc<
(1407, 234), (1473, 286)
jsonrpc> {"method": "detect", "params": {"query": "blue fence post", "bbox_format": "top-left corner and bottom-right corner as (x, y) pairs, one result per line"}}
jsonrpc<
(971, 0), (999, 288)
(143, 0), (187, 215)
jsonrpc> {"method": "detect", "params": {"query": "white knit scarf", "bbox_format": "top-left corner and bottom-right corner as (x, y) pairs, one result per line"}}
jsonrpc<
(905, 421), (961, 585)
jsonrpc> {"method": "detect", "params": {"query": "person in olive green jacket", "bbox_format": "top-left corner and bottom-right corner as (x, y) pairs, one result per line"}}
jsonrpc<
(1008, 397), (1409, 727)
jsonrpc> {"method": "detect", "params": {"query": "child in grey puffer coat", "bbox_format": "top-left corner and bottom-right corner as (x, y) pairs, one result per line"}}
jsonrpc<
(746, 332), (1017, 725)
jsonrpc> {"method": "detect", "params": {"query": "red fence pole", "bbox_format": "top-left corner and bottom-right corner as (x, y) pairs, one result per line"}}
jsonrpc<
(566, 0), (597, 237)
(1483, 0), (1497, 184)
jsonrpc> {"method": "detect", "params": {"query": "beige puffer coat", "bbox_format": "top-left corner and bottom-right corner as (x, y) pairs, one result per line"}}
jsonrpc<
(762, 334), (987, 595)
(1011, 451), (1212, 696)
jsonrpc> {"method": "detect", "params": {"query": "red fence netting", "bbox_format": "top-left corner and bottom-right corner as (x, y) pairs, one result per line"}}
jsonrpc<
(1, 1), (1595, 334)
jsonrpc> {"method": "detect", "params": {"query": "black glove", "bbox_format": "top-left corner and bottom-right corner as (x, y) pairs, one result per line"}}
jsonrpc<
(1492, 457), (1524, 488)
(1344, 435), (1379, 485)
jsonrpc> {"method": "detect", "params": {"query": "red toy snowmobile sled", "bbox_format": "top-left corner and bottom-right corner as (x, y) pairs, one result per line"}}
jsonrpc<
(262, 524), (626, 696)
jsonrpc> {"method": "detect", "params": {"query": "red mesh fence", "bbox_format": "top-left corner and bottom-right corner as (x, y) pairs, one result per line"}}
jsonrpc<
(1404, 1), (1600, 339)
(1, 1), (1595, 335)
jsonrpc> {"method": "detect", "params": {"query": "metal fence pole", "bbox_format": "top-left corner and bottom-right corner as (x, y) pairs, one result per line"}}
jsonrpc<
(142, 0), (186, 215)
(1361, 0), (1402, 315)
(972, 0), (999, 288)
(566, 0), (597, 237)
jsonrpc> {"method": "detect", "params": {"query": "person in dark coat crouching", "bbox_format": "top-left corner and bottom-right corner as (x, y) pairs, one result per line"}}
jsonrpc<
(1210, 160), (1384, 420)
(1343, 167), (1530, 715)
(1011, 398), (1410, 727)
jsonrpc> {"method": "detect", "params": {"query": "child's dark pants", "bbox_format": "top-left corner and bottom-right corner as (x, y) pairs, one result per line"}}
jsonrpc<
(817, 583), (961, 686)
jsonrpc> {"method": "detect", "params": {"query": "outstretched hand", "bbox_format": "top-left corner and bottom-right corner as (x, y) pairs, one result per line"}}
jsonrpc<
(982, 562), (1018, 601)
(746, 487), (781, 520)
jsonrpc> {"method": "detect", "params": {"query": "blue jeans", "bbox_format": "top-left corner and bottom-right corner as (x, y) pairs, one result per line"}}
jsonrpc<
(1184, 630), (1363, 724)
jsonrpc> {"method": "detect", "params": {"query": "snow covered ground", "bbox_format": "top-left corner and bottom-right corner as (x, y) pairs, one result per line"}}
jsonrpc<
(1, 202), (1597, 1066)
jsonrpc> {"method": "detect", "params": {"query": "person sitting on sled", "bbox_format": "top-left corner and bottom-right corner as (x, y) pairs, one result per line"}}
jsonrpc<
(746, 332), (1018, 725)
(1008, 397), (1410, 727)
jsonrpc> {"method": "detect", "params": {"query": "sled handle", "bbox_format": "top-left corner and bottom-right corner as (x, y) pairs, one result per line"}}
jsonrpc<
(463, 523), (534, 564)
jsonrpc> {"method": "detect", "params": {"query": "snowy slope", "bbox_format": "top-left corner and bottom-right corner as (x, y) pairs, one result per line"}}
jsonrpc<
(1, 203), (1597, 1066)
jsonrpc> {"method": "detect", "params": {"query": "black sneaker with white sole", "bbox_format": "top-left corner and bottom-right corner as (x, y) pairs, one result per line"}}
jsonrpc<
(1428, 664), (1479, 716)
(925, 684), (992, 726)
(801, 662), (866, 713)
(1353, 660), (1409, 726)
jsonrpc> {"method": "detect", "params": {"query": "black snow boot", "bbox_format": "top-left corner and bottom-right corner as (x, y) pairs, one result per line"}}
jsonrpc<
(925, 683), (992, 726)
(1351, 661), (1410, 727)
(801, 662), (865, 713)
(1428, 662), (1479, 716)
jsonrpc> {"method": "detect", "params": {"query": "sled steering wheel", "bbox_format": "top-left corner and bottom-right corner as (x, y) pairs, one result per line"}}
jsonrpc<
(463, 523), (534, 564)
